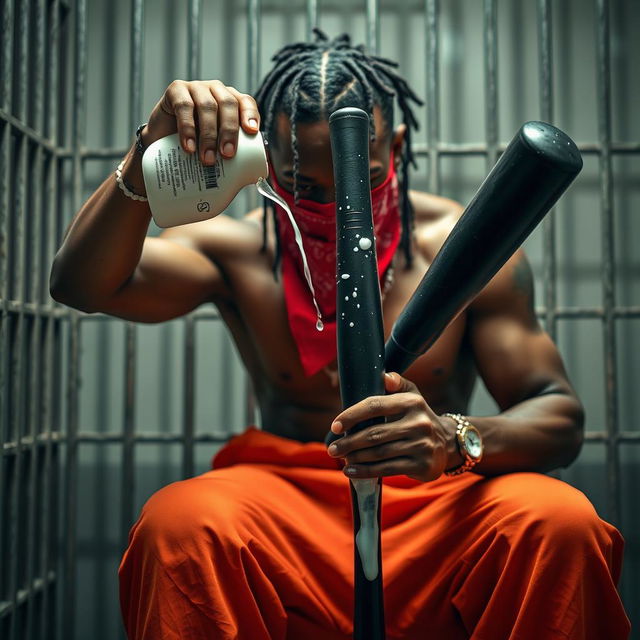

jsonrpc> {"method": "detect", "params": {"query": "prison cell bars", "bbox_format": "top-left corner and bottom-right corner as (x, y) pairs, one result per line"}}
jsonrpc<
(1, 1), (640, 639)
(1, 1), (68, 639)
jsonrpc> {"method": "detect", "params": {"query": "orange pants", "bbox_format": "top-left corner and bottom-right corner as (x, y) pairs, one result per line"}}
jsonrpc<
(119, 428), (630, 639)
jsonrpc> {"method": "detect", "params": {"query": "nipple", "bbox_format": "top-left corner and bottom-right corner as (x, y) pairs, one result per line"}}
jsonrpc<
(256, 178), (324, 332)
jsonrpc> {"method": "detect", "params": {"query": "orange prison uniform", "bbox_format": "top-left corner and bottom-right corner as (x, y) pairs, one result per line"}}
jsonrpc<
(119, 427), (630, 640)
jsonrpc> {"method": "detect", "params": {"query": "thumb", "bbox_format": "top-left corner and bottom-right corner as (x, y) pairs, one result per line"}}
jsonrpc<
(384, 371), (417, 394)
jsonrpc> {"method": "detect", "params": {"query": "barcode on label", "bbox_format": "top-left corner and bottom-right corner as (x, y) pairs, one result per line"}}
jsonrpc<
(203, 163), (221, 189)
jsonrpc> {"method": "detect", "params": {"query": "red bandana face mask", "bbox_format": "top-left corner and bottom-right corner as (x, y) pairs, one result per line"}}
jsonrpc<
(271, 157), (401, 377)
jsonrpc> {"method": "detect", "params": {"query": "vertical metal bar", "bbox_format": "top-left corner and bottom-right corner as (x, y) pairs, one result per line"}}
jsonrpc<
(8, 55), (29, 636)
(26, 9), (46, 615)
(182, 317), (195, 479)
(120, 0), (144, 546)
(130, 0), (144, 129)
(62, 0), (86, 635)
(121, 324), (137, 542)
(62, 313), (80, 640)
(0, 0), (13, 111)
(306, 0), (318, 40)
(247, 0), (261, 93)
(28, 0), (47, 608)
(16, 0), (28, 124)
(425, 0), (440, 194)
(42, 2), (61, 634)
(187, 0), (202, 81)
(595, 0), (620, 525)
(483, 0), (498, 171)
(0, 0), (13, 623)
(33, 0), (45, 135)
(537, 0), (558, 343)
(365, 0), (380, 55)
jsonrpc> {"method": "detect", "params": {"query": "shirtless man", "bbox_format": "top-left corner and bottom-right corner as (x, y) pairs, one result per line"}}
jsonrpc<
(50, 32), (629, 640)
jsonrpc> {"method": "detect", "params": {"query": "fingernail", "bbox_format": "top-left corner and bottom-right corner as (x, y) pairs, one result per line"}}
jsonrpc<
(328, 444), (338, 456)
(223, 142), (235, 156)
(204, 149), (214, 164)
(331, 421), (342, 434)
(186, 138), (196, 153)
(248, 118), (258, 129)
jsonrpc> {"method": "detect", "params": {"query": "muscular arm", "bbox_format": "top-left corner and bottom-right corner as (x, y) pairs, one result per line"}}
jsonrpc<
(49, 155), (226, 321)
(461, 249), (584, 475)
(50, 80), (261, 322)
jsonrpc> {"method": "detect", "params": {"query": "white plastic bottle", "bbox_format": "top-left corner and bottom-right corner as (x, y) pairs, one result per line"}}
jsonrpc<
(141, 130), (268, 228)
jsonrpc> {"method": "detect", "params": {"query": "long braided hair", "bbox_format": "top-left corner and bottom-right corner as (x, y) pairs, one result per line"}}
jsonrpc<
(254, 29), (423, 277)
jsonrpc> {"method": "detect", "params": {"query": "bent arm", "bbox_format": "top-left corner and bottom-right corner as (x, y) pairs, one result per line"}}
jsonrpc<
(458, 250), (584, 475)
(49, 149), (225, 322)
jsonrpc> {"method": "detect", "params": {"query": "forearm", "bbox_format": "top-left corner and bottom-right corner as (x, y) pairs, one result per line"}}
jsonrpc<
(50, 147), (152, 311)
(443, 391), (584, 476)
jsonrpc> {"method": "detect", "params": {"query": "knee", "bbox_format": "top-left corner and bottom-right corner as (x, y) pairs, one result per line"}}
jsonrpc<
(496, 474), (614, 558)
(129, 477), (251, 563)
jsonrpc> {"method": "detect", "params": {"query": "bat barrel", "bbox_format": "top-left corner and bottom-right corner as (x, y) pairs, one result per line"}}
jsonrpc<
(329, 107), (386, 412)
(385, 121), (583, 374)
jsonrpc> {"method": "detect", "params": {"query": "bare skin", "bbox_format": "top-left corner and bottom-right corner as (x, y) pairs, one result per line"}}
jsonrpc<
(50, 79), (584, 482)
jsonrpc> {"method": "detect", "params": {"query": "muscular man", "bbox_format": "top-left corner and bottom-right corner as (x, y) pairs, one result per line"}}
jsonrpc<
(50, 32), (629, 640)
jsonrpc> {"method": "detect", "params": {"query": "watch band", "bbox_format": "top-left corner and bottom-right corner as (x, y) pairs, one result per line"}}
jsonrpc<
(135, 122), (148, 156)
(443, 413), (481, 476)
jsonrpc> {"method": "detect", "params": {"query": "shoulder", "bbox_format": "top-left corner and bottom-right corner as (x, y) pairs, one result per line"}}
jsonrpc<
(409, 189), (465, 261)
(159, 207), (269, 263)
(408, 190), (538, 322)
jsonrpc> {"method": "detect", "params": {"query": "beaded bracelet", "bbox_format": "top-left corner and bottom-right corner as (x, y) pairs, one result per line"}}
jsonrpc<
(115, 159), (148, 202)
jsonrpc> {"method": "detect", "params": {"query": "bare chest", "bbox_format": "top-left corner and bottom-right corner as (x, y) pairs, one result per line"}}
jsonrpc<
(217, 250), (472, 412)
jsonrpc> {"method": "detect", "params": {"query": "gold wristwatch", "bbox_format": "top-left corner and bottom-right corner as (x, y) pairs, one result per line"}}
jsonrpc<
(443, 413), (483, 476)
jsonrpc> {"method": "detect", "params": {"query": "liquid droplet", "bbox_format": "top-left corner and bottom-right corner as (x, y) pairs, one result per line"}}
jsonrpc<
(316, 319), (324, 331)
(359, 237), (372, 250)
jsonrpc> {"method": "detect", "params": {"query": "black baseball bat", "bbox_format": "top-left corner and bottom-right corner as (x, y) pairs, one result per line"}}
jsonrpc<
(329, 107), (386, 640)
(385, 121), (583, 374)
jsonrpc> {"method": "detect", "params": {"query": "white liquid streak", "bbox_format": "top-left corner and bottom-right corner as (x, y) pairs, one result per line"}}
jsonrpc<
(351, 478), (380, 581)
(256, 179), (323, 331)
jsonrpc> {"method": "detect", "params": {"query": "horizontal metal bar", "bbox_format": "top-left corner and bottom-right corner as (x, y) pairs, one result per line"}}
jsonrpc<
(412, 142), (640, 156)
(0, 108), (60, 154)
(49, 139), (640, 162)
(4, 429), (640, 450)
(585, 431), (640, 443)
(0, 571), (57, 618)
(2, 302), (71, 317)
(7, 303), (640, 325)
(3, 432), (64, 454)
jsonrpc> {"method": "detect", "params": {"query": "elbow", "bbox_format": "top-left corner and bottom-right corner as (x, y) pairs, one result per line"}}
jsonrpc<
(560, 396), (585, 469)
(49, 257), (98, 314)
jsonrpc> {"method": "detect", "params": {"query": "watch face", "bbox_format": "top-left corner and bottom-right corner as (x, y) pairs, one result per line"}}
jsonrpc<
(464, 428), (483, 459)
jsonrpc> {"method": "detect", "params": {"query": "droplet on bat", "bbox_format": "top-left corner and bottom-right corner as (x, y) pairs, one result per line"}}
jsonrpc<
(352, 292), (357, 298)
(345, 296), (349, 301)
(358, 237), (372, 250)
(349, 322), (354, 327)
(341, 274), (350, 279)
(353, 247), (359, 252)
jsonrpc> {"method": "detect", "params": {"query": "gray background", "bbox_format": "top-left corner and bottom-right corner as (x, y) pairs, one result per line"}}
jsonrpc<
(1, 0), (638, 638)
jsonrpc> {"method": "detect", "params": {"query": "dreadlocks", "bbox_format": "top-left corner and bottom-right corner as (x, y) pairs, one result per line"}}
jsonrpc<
(254, 29), (423, 277)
